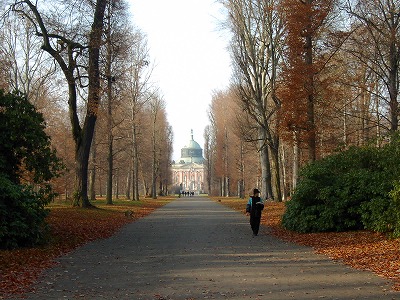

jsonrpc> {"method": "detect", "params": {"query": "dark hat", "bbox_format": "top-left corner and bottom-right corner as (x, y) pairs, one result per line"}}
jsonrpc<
(253, 188), (260, 195)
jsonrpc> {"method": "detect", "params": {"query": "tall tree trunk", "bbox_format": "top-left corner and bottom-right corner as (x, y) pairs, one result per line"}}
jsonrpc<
(133, 143), (140, 200)
(259, 128), (273, 199)
(105, 5), (113, 205)
(73, 0), (107, 207)
(389, 37), (399, 132)
(131, 120), (140, 201)
(74, 132), (93, 207)
(115, 169), (119, 199)
(280, 142), (289, 201)
(151, 123), (157, 199)
(269, 137), (282, 202)
(89, 130), (97, 201)
(375, 82), (382, 145)
(224, 127), (229, 197)
(292, 131), (300, 191)
(207, 161), (212, 195)
(305, 26), (316, 162)
(106, 134), (113, 204)
(125, 167), (131, 200)
(239, 141), (245, 199)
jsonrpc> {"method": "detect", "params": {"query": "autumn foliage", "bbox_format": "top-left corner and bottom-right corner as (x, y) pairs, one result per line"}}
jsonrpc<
(0, 198), (172, 298)
(215, 198), (400, 291)
(279, 0), (336, 162)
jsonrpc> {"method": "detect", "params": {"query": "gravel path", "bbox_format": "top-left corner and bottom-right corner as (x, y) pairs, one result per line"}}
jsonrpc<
(19, 197), (399, 300)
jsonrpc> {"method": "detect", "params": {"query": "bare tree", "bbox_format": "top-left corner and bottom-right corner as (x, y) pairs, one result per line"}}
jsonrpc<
(122, 30), (153, 200)
(203, 125), (213, 194)
(9, 0), (108, 207)
(149, 93), (165, 199)
(102, 0), (131, 205)
(0, 14), (56, 106)
(344, 0), (400, 133)
(207, 88), (260, 197)
(222, 0), (284, 201)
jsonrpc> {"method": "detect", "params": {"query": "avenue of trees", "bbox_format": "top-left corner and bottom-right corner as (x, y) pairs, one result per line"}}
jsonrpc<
(1, 0), (400, 246)
(206, 0), (400, 235)
(0, 0), (173, 247)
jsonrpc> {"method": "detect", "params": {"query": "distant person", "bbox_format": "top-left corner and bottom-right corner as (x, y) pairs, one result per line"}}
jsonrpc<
(246, 188), (264, 236)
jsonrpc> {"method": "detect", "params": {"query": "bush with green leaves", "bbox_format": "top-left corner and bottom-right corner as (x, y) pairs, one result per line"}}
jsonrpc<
(0, 175), (50, 248)
(282, 137), (400, 237)
(0, 90), (63, 249)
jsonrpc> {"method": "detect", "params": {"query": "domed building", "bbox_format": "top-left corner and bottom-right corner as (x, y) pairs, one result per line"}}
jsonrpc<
(171, 130), (205, 194)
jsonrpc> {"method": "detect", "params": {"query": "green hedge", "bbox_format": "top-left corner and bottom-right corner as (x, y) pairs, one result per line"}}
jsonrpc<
(282, 136), (400, 237)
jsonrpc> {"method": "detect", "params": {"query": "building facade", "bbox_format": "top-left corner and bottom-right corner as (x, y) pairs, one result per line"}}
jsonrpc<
(171, 130), (205, 194)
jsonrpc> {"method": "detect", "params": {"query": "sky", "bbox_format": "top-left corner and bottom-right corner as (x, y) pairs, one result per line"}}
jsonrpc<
(128, 0), (232, 160)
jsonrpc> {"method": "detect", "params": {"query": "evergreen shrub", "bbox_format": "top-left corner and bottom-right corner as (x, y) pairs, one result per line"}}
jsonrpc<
(0, 90), (62, 249)
(0, 175), (49, 249)
(282, 136), (400, 237)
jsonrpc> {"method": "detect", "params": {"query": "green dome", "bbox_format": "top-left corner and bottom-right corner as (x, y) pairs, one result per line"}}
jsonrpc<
(180, 130), (204, 164)
(184, 139), (201, 149)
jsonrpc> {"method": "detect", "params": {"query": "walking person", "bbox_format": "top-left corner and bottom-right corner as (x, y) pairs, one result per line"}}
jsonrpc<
(246, 188), (264, 236)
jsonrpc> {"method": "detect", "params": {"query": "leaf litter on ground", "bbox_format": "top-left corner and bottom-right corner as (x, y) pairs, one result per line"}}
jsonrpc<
(2, 197), (399, 298)
(0, 198), (172, 299)
(215, 198), (400, 291)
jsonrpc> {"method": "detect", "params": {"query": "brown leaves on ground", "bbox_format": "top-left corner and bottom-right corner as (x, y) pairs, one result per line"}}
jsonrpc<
(215, 197), (400, 291)
(0, 198), (172, 299)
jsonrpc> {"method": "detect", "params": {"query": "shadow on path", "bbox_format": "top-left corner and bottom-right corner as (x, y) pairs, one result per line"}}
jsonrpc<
(18, 197), (399, 300)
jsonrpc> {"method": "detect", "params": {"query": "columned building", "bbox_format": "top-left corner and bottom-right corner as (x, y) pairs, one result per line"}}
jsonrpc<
(171, 130), (205, 194)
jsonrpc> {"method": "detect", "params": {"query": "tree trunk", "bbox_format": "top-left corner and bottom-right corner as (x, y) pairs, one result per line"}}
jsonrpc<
(132, 121), (140, 201)
(151, 137), (157, 199)
(224, 127), (229, 197)
(224, 176), (230, 197)
(259, 128), (273, 199)
(125, 167), (131, 200)
(73, 0), (107, 207)
(115, 169), (119, 199)
(74, 136), (93, 207)
(389, 37), (399, 132)
(239, 141), (245, 199)
(375, 82), (381, 145)
(269, 138), (282, 202)
(305, 28), (316, 162)
(89, 130), (97, 201)
(106, 134), (113, 205)
(292, 131), (300, 191)
(105, 6), (113, 205)
(280, 142), (289, 201)
(98, 166), (103, 197)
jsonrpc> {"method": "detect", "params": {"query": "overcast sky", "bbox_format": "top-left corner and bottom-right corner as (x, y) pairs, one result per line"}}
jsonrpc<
(128, 0), (232, 160)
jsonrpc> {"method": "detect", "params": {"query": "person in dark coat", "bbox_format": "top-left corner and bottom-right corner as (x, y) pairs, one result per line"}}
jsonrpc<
(246, 188), (264, 236)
